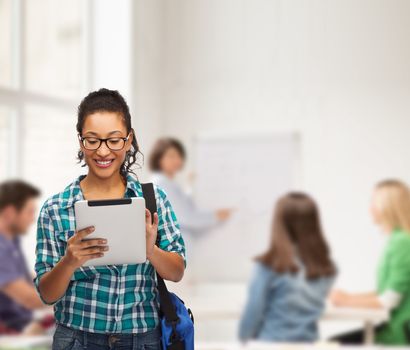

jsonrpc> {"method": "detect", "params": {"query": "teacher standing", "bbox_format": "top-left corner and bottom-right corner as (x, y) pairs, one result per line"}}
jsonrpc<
(149, 137), (231, 237)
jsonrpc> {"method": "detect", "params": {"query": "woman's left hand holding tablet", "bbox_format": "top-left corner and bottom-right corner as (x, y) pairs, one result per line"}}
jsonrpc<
(145, 209), (159, 259)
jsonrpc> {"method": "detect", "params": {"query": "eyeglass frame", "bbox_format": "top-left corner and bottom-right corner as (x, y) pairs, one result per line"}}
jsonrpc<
(78, 133), (131, 151)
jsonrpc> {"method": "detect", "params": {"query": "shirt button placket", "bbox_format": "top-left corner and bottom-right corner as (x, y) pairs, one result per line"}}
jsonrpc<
(112, 266), (120, 333)
(117, 266), (127, 327)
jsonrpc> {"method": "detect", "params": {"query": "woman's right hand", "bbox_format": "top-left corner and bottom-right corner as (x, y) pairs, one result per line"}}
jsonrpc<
(216, 208), (233, 222)
(62, 226), (108, 270)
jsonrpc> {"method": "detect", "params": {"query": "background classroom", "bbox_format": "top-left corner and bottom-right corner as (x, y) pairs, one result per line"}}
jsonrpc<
(1, 0), (410, 343)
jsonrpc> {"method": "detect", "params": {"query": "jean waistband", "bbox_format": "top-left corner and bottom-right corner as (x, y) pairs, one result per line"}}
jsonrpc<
(55, 323), (161, 347)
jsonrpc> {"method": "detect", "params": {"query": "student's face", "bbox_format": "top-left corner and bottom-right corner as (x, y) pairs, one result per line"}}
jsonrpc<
(159, 147), (184, 177)
(79, 112), (133, 180)
(10, 198), (37, 235)
(370, 191), (382, 227)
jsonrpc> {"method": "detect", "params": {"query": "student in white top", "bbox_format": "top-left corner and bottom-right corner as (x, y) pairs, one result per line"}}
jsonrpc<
(149, 137), (232, 237)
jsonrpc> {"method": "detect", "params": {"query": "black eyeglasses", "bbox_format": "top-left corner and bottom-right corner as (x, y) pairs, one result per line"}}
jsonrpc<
(78, 134), (130, 151)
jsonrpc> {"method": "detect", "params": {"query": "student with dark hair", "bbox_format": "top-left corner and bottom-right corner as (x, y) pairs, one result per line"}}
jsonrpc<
(34, 88), (186, 350)
(0, 180), (44, 333)
(238, 193), (336, 342)
(150, 137), (232, 237)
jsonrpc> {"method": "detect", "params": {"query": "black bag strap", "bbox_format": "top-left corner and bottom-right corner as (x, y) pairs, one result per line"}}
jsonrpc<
(141, 183), (180, 326)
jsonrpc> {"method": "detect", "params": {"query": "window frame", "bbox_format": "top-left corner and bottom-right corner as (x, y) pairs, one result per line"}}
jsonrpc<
(0, 0), (93, 177)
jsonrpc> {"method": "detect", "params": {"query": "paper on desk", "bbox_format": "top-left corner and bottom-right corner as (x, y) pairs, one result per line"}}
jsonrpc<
(0, 335), (51, 349)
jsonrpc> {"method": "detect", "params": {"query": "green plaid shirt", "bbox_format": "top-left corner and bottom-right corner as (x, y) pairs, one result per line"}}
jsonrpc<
(34, 174), (185, 334)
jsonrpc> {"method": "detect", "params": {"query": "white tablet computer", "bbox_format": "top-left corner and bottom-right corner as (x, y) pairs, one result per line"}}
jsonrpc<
(74, 197), (146, 266)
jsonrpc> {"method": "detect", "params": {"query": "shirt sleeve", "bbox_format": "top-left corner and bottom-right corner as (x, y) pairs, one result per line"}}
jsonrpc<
(238, 263), (273, 341)
(378, 290), (402, 310)
(0, 248), (23, 288)
(33, 203), (61, 304)
(383, 236), (410, 294)
(155, 186), (186, 266)
(165, 185), (218, 234)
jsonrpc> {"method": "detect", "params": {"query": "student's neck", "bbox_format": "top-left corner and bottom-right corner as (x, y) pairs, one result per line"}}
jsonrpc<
(81, 172), (126, 198)
(381, 224), (394, 234)
(0, 221), (13, 240)
(164, 171), (175, 180)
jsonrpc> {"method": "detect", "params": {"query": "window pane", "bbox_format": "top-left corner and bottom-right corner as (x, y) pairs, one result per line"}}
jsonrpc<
(0, 0), (14, 87)
(0, 106), (12, 180)
(26, 0), (84, 99)
(22, 104), (82, 195)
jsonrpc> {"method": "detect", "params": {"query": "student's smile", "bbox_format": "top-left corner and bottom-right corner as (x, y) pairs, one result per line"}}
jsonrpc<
(88, 151), (122, 175)
(94, 158), (115, 169)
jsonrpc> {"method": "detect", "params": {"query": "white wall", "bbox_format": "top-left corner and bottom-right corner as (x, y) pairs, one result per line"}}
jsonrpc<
(131, 0), (165, 181)
(138, 0), (410, 291)
(92, 0), (132, 100)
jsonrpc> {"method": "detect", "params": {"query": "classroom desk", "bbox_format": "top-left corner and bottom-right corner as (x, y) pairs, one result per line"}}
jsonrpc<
(0, 293), (388, 348)
(323, 304), (389, 345)
(0, 338), (405, 350)
(186, 296), (389, 345)
(195, 342), (406, 350)
(0, 335), (52, 349)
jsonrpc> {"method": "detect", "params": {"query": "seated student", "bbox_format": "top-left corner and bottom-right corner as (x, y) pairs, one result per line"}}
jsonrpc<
(0, 180), (45, 333)
(238, 193), (336, 342)
(330, 179), (410, 345)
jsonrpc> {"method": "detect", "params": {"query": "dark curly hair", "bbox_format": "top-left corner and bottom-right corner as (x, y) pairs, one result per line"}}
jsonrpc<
(76, 88), (142, 179)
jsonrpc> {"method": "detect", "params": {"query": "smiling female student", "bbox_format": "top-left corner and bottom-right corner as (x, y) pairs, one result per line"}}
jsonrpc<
(330, 179), (410, 345)
(34, 89), (186, 350)
(238, 193), (336, 342)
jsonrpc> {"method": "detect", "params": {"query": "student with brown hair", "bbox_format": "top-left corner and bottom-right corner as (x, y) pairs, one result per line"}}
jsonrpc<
(239, 192), (336, 342)
(330, 179), (410, 345)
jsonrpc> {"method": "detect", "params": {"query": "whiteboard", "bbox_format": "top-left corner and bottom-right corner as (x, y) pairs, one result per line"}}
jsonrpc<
(190, 132), (301, 283)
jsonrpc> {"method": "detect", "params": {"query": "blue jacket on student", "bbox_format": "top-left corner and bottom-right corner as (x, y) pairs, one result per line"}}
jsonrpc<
(239, 261), (334, 342)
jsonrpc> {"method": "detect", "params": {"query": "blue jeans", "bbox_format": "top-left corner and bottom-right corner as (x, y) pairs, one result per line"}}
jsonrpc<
(52, 323), (162, 350)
